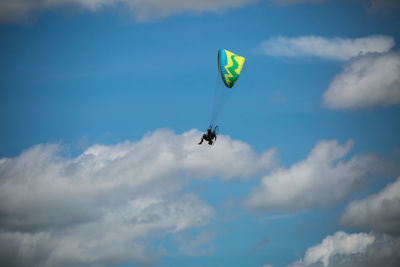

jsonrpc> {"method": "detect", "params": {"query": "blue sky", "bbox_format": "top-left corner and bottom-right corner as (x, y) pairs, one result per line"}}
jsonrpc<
(1, 1), (400, 267)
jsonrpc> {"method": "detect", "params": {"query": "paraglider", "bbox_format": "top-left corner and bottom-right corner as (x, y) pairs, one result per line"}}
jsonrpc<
(198, 49), (245, 145)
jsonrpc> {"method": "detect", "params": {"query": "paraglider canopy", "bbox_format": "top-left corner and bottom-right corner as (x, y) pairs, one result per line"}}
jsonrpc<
(218, 49), (245, 88)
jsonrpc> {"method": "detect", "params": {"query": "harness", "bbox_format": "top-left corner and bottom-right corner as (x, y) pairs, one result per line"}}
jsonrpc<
(204, 131), (216, 141)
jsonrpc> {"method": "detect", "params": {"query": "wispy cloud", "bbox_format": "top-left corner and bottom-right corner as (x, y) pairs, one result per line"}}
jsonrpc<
(323, 52), (400, 109)
(257, 35), (394, 61)
(251, 236), (269, 252)
(0, 129), (276, 267)
(0, 0), (256, 24)
(175, 230), (216, 257)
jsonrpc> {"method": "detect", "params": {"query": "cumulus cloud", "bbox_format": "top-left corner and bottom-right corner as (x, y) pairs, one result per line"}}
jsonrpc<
(323, 52), (400, 109)
(288, 231), (400, 267)
(340, 176), (400, 236)
(246, 139), (381, 212)
(257, 35), (394, 61)
(0, 129), (276, 267)
(0, 195), (211, 267)
(0, 0), (256, 23)
(293, 231), (374, 267)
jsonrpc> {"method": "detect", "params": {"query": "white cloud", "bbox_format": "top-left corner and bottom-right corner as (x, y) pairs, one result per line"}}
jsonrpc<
(246, 139), (379, 212)
(0, 194), (211, 267)
(299, 231), (374, 267)
(0, 0), (256, 23)
(0, 129), (276, 267)
(257, 35), (394, 61)
(323, 52), (400, 109)
(287, 231), (400, 267)
(340, 177), (400, 236)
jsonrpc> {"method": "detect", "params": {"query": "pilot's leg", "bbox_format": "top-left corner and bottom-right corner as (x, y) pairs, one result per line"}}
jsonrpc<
(198, 135), (205, 145)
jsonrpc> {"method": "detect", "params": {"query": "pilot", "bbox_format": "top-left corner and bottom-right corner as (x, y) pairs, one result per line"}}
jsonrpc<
(198, 128), (217, 145)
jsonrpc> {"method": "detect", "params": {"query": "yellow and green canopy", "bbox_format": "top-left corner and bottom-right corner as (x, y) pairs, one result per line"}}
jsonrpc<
(218, 49), (245, 88)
